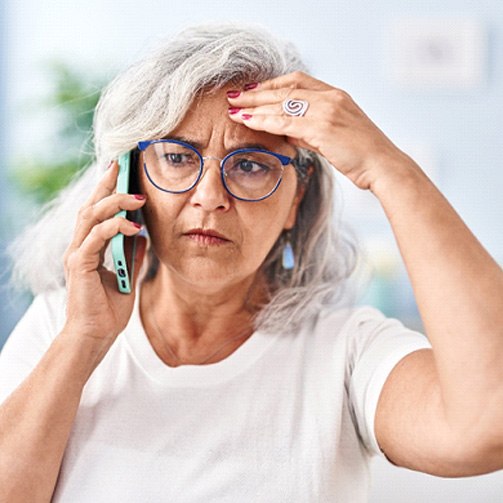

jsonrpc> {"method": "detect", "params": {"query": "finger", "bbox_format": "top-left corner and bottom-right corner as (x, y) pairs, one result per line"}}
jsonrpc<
(228, 103), (281, 118)
(229, 88), (334, 129)
(252, 71), (332, 92)
(236, 113), (319, 151)
(82, 160), (120, 207)
(229, 108), (315, 152)
(228, 72), (331, 106)
(228, 87), (317, 108)
(72, 193), (146, 249)
(77, 218), (142, 272)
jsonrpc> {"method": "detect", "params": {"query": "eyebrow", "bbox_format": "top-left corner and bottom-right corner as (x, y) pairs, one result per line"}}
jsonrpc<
(166, 135), (272, 152)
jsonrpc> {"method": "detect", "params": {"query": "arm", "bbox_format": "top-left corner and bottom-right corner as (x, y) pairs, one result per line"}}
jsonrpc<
(0, 333), (106, 501)
(373, 160), (503, 475)
(227, 72), (503, 475)
(0, 161), (147, 500)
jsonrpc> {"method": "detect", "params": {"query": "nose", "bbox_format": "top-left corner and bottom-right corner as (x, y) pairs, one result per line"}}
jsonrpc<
(189, 157), (231, 212)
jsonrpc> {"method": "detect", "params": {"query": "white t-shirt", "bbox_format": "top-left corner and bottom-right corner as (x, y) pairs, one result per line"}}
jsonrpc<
(0, 288), (431, 502)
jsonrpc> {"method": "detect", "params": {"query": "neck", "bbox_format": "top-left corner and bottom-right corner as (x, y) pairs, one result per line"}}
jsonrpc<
(140, 265), (268, 366)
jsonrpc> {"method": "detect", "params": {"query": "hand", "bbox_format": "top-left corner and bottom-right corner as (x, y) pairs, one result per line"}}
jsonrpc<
(62, 161), (147, 350)
(227, 71), (416, 191)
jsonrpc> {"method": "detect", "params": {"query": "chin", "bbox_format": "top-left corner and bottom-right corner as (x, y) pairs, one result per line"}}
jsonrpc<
(168, 257), (255, 292)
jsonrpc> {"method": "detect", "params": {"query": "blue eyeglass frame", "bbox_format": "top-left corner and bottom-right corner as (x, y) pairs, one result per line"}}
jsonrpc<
(137, 138), (294, 202)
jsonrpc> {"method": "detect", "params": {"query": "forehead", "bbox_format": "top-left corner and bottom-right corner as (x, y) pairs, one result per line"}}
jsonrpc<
(169, 87), (296, 155)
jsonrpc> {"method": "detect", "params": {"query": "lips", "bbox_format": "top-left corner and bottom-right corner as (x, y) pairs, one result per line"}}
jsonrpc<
(183, 228), (231, 245)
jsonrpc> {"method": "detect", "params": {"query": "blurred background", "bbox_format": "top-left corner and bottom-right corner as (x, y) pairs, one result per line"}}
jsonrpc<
(0, 0), (502, 500)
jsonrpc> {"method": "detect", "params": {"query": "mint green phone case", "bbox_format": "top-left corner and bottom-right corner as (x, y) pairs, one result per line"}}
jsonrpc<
(111, 152), (135, 294)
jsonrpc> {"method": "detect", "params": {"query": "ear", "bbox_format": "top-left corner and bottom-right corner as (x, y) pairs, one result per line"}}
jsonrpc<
(283, 182), (307, 230)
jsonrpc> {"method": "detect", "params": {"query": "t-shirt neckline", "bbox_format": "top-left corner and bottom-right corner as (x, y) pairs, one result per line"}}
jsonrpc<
(123, 287), (281, 387)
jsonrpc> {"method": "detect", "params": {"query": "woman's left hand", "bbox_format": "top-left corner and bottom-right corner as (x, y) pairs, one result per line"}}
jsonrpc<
(227, 71), (417, 191)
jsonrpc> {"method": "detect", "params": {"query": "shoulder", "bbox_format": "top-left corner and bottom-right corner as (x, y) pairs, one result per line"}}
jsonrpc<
(10, 287), (67, 346)
(0, 287), (68, 403)
(320, 304), (426, 342)
(29, 287), (68, 320)
(312, 304), (395, 340)
(315, 303), (387, 324)
(311, 304), (430, 368)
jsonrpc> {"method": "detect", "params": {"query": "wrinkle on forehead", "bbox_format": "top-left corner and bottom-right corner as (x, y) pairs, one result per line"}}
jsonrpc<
(171, 88), (296, 156)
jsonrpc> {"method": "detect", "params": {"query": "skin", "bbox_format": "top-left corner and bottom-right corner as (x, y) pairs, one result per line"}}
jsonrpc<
(138, 88), (304, 363)
(63, 85), (304, 367)
(60, 89), (302, 366)
(0, 84), (306, 501)
(226, 71), (503, 476)
(2, 72), (502, 502)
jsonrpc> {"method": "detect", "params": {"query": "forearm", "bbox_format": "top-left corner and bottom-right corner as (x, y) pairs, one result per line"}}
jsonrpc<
(0, 331), (106, 502)
(372, 159), (503, 442)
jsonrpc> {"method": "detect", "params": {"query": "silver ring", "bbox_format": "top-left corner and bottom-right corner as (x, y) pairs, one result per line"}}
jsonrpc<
(282, 99), (309, 117)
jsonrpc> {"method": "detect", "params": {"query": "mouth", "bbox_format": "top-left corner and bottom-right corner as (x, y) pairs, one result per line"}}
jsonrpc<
(183, 228), (231, 246)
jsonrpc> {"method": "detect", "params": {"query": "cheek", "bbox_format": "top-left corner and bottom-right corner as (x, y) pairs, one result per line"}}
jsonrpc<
(239, 199), (294, 259)
(139, 168), (181, 234)
(240, 174), (299, 251)
(141, 192), (183, 253)
(138, 166), (297, 275)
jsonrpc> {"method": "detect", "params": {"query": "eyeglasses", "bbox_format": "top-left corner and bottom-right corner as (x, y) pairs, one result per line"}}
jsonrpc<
(137, 139), (296, 202)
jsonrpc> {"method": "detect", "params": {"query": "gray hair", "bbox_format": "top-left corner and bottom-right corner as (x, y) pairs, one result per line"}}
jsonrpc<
(8, 22), (357, 334)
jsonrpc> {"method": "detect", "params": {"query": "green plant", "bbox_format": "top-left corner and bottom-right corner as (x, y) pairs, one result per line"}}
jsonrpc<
(10, 61), (106, 204)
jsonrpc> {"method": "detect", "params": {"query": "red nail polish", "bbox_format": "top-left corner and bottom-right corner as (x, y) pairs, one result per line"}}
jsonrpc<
(133, 194), (146, 200)
(228, 107), (241, 115)
(132, 221), (142, 229)
(244, 82), (258, 90)
(241, 114), (253, 120)
(227, 90), (241, 98)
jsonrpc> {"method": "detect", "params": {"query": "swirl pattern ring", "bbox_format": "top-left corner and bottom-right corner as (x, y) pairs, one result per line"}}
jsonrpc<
(282, 99), (309, 117)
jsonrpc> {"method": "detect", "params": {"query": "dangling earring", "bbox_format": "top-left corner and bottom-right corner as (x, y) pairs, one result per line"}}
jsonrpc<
(282, 232), (295, 270)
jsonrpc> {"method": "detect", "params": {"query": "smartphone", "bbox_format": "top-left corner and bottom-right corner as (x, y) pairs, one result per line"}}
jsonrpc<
(111, 149), (142, 294)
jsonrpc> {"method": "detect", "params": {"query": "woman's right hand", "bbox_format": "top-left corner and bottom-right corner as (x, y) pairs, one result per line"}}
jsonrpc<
(62, 160), (147, 351)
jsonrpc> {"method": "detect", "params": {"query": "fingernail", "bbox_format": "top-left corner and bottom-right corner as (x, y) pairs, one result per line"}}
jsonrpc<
(132, 221), (142, 229)
(244, 82), (259, 90)
(227, 90), (241, 98)
(241, 114), (253, 120)
(106, 160), (114, 170)
(228, 107), (241, 115)
(133, 194), (146, 200)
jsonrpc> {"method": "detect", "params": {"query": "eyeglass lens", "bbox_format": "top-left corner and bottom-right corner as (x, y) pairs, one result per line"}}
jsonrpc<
(143, 141), (285, 201)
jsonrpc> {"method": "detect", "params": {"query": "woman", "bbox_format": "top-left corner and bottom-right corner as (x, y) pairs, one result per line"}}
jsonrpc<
(1, 23), (502, 502)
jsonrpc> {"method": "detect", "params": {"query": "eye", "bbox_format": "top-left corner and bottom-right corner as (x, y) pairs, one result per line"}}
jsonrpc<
(232, 159), (270, 175)
(160, 152), (197, 165)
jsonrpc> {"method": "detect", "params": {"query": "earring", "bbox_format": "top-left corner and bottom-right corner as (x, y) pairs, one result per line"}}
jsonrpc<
(282, 233), (295, 270)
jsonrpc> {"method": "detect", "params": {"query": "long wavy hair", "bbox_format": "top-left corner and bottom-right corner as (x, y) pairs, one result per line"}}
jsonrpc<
(8, 22), (358, 334)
